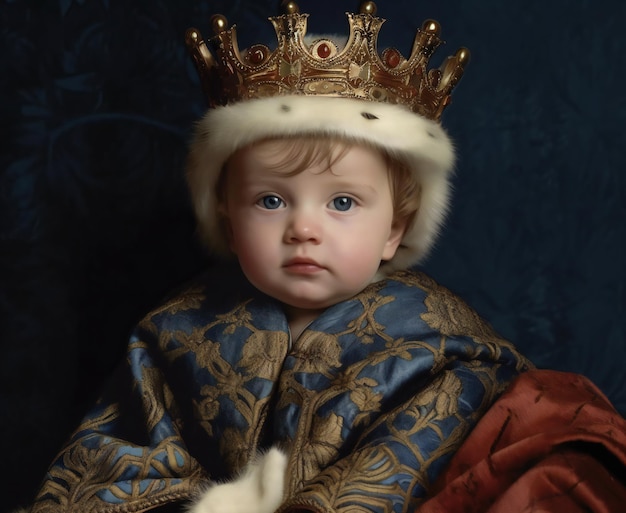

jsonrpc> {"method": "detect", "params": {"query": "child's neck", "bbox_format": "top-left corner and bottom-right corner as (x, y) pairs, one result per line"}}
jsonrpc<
(283, 305), (326, 341)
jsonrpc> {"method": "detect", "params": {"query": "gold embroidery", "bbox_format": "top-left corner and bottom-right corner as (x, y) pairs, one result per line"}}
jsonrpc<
(140, 364), (172, 432)
(220, 425), (259, 472)
(240, 330), (290, 379)
(297, 445), (408, 512)
(346, 293), (395, 344)
(147, 284), (206, 318)
(296, 412), (345, 479)
(290, 330), (343, 375)
(396, 270), (532, 371)
(40, 437), (202, 513)
(214, 300), (254, 334)
(350, 378), (383, 427)
(193, 384), (221, 436)
(33, 271), (529, 513)
(402, 372), (463, 429)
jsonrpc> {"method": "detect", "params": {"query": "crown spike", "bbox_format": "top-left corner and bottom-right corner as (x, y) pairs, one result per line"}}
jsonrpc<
(412, 19), (443, 63)
(185, 27), (220, 106)
(359, 1), (377, 16)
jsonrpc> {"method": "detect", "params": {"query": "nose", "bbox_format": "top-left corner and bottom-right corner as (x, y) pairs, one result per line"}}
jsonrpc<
(284, 208), (321, 244)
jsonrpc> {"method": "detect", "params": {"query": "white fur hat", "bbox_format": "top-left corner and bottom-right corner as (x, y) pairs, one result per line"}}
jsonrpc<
(186, 94), (455, 275)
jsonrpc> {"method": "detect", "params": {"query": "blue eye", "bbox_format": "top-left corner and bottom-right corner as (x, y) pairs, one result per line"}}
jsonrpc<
(332, 197), (353, 211)
(260, 195), (283, 209)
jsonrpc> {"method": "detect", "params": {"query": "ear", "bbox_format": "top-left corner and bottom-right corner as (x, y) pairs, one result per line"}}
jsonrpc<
(381, 219), (407, 261)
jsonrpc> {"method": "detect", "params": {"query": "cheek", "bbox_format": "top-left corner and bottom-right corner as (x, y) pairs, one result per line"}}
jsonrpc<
(229, 218), (276, 263)
(333, 225), (387, 267)
(228, 211), (257, 252)
(339, 215), (395, 264)
(230, 228), (259, 257)
(231, 233), (265, 280)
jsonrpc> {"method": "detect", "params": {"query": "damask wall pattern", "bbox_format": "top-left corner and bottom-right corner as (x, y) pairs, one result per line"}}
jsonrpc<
(1, 0), (625, 511)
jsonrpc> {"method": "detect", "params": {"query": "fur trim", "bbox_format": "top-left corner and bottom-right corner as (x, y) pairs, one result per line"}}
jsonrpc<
(186, 95), (455, 274)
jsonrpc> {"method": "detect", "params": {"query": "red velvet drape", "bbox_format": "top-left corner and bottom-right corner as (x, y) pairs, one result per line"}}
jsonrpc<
(419, 370), (626, 512)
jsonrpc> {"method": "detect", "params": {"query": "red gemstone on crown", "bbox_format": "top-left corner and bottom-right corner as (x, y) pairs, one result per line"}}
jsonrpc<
(316, 42), (332, 59)
(248, 46), (267, 65)
(385, 48), (401, 68)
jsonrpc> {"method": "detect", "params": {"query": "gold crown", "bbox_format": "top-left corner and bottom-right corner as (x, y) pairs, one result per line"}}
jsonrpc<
(185, 1), (469, 122)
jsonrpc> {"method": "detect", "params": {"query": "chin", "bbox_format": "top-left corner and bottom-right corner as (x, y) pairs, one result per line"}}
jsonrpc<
(280, 291), (355, 312)
(281, 297), (330, 311)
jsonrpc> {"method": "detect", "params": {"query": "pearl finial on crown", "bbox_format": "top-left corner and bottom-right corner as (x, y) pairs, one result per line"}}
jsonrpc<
(359, 1), (377, 16)
(281, 1), (300, 15)
(211, 14), (228, 34)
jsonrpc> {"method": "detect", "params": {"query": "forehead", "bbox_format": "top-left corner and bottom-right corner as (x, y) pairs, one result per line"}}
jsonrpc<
(227, 137), (387, 177)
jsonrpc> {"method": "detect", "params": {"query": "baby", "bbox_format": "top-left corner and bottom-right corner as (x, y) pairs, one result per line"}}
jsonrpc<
(181, 3), (524, 507)
(28, 3), (530, 513)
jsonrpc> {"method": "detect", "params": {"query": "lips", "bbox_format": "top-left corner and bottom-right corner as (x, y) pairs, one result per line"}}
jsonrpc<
(283, 257), (325, 274)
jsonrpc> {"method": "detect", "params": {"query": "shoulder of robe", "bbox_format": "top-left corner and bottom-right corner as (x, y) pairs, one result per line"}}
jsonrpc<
(388, 269), (508, 345)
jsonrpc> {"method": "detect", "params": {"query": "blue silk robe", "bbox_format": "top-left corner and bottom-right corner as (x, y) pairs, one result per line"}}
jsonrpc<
(30, 267), (531, 513)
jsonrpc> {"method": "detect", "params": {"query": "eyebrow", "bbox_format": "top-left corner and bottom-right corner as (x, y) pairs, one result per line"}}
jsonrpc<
(328, 179), (378, 194)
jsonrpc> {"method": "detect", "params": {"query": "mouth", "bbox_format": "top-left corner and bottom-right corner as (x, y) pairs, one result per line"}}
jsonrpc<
(283, 257), (325, 274)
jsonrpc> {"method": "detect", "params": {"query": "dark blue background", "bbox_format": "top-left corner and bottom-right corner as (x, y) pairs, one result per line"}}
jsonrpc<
(1, 1), (625, 511)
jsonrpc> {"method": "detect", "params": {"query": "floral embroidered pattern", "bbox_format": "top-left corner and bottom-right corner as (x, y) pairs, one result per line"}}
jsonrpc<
(31, 269), (531, 513)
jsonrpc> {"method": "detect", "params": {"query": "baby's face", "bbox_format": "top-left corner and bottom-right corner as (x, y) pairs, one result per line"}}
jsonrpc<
(223, 139), (404, 314)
